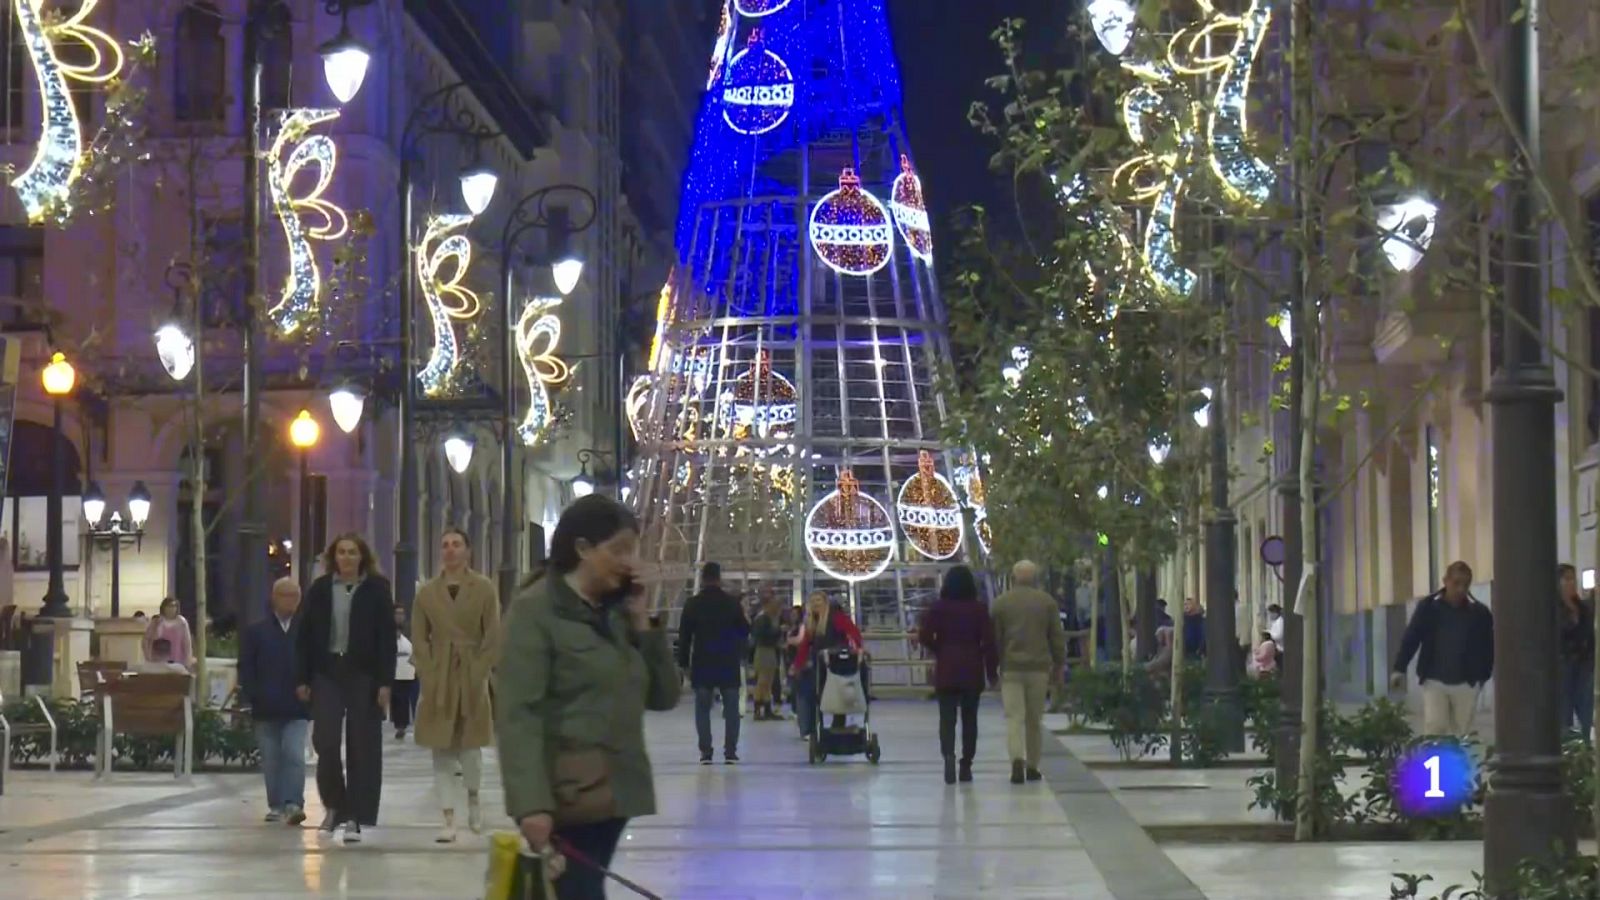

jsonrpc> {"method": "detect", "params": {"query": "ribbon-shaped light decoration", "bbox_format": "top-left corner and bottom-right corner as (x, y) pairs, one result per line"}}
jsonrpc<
(514, 296), (570, 447)
(1165, 0), (1275, 207)
(415, 214), (483, 396)
(1111, 80), (1198, 300)
(12, 0), (127, 222)
(265, 109), (349, 336)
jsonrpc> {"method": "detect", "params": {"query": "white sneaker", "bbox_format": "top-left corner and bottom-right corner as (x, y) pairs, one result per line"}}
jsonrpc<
(435, 826), (457, 844)
(467, 797), (484, 834)
(342, 822), (362, 844)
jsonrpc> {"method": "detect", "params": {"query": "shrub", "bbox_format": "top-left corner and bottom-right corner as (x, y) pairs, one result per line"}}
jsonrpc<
(2, 697), (259, 770)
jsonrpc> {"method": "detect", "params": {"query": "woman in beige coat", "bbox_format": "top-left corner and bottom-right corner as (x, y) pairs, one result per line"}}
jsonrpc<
(413, 528), (501, 843)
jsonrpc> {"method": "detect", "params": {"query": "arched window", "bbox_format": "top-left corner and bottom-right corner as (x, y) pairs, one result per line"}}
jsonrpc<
(258, 1), (293, 111)
(174, 2), (224, 123)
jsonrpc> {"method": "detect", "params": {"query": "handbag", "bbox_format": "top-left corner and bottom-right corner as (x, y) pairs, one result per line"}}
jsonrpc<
(551, 746), (617, 827)
(484, 832), (556, 900)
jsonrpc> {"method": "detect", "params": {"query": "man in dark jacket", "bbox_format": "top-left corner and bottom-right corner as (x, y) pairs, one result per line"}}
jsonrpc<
(1390, 560), (1494, 736)
(240, 578), (312, 825)
(677, 562), (750, 764)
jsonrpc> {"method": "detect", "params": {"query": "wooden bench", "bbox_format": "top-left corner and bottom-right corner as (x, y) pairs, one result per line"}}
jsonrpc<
(78, 661), (128, 703)
(96, 672), (193, 779)
(0, 686), (57, 778)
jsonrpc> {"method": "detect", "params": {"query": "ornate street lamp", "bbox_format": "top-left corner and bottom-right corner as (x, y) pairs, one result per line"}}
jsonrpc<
(444, 434), (475, 475)
(40, 352), (75, 617)
(327, 382), (366, 434)
(83, 480), (151, 618)
(289, 410), (321, 586)
(318, 0), (377, 104)
(154, 323), (194, 382)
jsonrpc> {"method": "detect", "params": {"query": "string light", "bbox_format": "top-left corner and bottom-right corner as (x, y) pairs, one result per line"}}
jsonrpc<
(810, 168), (895, 276)
(717, 350), (797, 439)
(1001, 345), (1030, 389)
(12, 0), (127, 222)
(1162, 0), (1274, 206)
(1194, 386), (1214, 428)
(1149, 439), (1170, 464)
(706, 0), (735, 89)
(626, 374), (654, 440)
(416, 214), (483, 396)
(646, 276), (674, 371)
(515, 296), (571, 447)
(264, 108), (348, 336)
(721, 29), (794, 136)
(736, 0), (792, 16)
(890, 154), (933, 262)
(896, 451), (963, 560)
(1377, 195), (1437, 272)
(804, 470), (895, 582)
(953, 461), (992, 556)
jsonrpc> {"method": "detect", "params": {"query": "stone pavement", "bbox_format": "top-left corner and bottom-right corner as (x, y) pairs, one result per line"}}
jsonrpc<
(0, 697), (1492, 899)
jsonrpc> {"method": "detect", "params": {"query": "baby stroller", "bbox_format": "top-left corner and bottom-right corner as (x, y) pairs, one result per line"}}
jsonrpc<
(806, 646), (881, 764)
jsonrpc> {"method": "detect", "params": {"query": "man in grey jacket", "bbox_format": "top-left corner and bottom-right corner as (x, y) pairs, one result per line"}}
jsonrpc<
(992, 560), (1067, 784)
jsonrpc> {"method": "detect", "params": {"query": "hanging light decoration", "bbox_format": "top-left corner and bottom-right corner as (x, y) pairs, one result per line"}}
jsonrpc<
(717, 350), (797, 440)
(1001, 345), (1031, 389)
(551, 256), (584, 296)
(953, 461), (992, 556)
(1376, 195), (1438, 272)
(804, 470), (896, 582)
(264, 108), (348, 336)
(889, 154), (934, 262)
(328, 383), (366, 434)
(625, 374), (655, 441)
(721, 29), (794, 136)
(444, 434), (475, 474)
(896, 451), (964, 561)
(1193, 386), (1214, 428)
(1276, 309), (1293, 347)
(705, 0), (736, 89)
(415, 214), (483, 396)
(515, 296), (571, 447)
(809, 168), (895, 276)
(459, 164), (499, 217)
(1148, 438), (1171, 465)
(1086, 0), (1136, 56)
(154, 323), (194, 382)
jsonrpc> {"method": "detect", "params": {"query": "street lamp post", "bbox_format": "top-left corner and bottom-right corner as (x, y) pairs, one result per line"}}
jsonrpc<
(392, 82), (501, 616)
(499, 185), (596, 606)
(572, 448), (613, 500)
(40, 352), (76, 618)
(289, 410), (321, 587)
(82, 481), (152, 619)
(1201, 223), (1243, 752)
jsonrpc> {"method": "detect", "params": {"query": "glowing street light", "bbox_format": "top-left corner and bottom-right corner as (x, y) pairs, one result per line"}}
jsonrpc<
(327, 383), (366, 434)
(1276, 309), (1293, 348)
(319, 22), (371, 104)
(1087, 0), (1136, 56)
(1376, 195), (1438, 273)
(1148, 439), (1171, 465)
(42, 351), (75, 396)
(552, 256), (584, 296)
(1193, 386), (1214, 429)
(444, 434), (475, 474)
(154, 323), (195, 381)
(289, 409), (321, 450)
(460, 165), (500, 216)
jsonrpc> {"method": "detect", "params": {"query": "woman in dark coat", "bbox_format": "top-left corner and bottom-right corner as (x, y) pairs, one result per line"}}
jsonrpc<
(917, 565), (998, 784)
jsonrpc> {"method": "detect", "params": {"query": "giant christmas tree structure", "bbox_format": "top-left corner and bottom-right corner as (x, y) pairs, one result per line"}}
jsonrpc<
(630, 0), (989, 678)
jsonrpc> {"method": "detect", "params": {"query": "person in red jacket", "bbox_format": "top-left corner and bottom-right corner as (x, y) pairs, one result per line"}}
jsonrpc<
(791, 592), (864, 737)
(918, 565), (998, 785)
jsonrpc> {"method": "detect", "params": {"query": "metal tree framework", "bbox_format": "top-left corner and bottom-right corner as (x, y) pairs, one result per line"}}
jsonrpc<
(629, 0), (988, 684)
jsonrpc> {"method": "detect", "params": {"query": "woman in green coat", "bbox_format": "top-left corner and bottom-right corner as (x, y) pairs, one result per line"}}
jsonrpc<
(497, 496), (680, 899)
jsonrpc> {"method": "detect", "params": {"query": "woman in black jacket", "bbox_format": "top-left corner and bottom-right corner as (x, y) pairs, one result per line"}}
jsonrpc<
(294, 532), (396, 843)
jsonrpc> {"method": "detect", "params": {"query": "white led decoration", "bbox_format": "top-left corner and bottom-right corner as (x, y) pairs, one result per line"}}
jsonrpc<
(1376, 195), (1437, 273)
(1148, 439), (1171, 465)
(1112, 84), (1198, 299)
(1087, 0), (1136, 56)
(890, 154), (934, 262)
(153, 323), (194, 382)
(444, 435), (475, 474)
(721, 30), (794, 136)
(810, 168), (895, 276)
(1167, 0), (1275, 207)
(415, 214), (483, 396)
(1097, 484), (1110, 500)
(736, 0), (792, 17)
(12, 0), (127, 222)
(515, 296), (571, 447)
(705, 0), (735, 90)
(1194, 386), (1213, 428)
(1001, 345), (1030, 389)
(1276, 309), (1293, 347)
(717, 350), (797, 439)
(896, 451), (964, 561)
(265, 108), (348, 336)
(626, 374), (654, 440)
(804, 470), (896, 583)
(953, 461), (993, 556)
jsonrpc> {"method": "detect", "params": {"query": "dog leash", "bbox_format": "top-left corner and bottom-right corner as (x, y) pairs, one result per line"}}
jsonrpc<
(551, 836), (666, 900)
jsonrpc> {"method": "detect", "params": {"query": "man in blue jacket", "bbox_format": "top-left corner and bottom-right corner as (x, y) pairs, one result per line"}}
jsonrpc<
(240, 577), (312, 825)
(677, 562), (750, 764)
(1390, 561), (1494, 737)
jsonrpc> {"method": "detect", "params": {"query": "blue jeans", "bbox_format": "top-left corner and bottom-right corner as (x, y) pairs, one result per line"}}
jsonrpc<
(795, 669), (818, 738)
(1562, 657), (1595, 738)
(694, 685), (741, 756)
(256, 719), (309, 811)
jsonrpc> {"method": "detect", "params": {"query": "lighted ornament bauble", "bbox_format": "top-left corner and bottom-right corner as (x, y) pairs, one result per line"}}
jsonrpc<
(890, 155), (933, 262)
(706, 0), (735, 89)
(735, 0), (792, 16)
(954, 462), (993, 556)
(805, 470), (895, 582)
(896, 451), (963, 560)
(718, 350), (797, 440)
(810, 168), (895, 276)
(973, 515), (993, 556)
(721, 29), (794, 136)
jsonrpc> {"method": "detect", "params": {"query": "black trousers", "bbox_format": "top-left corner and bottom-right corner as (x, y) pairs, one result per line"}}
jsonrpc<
(937, 688), (981, 763)
(312, 659), (384, 825)
(391, 678), (417, 732)
(555, 817), (629, 899)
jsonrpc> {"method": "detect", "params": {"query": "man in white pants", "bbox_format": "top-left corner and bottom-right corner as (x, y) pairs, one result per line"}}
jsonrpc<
(1390, 561), (1494, 736)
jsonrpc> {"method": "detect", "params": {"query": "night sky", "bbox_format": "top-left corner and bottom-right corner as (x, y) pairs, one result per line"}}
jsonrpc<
(888, 0), (1070, 234)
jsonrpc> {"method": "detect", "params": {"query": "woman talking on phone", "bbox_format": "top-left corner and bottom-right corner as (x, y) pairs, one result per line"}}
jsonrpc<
(497, 495), (680, 899)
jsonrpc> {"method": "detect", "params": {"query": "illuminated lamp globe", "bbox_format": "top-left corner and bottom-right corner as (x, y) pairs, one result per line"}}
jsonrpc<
(82, 481), (106, 528)
(1087, 0), (1136, 57)
(1377, 195), (1437, 273)
(1277, 309), (1294, 347)
(804, 470), (895, 583)
(128, 481), (152, 529)
(154, 323), (195, 381)
(552, 256), (584, 296)
(572, 474), (596, 499)
(319, 27), (371, 104)
(460, 166), (499, 216)
(328, 384), (366, 434)
(1193, 386), (1214, 429)
(289, 409), (321, 450)
(42, 352), (75, 396)
(1148, 439), (1170, 465)
(809, 168), (895, 277)
(444, 435), (475, 474)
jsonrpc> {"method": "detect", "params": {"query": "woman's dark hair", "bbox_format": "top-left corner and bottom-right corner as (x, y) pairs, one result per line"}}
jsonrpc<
(323, 532), (381, 578)
(940, 565), (979, 602)
(548, 495), (638, 574)
(1261, 631), (1273, 643)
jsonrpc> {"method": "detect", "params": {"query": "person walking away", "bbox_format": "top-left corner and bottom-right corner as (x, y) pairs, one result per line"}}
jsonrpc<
(750, 588), (785, 721)
(240, 578), (311, 825)
(1144, 626), (1175, 682)
(143, 597), (194, 667)
(791, 592), (864, 736)
(1558, 564), (1595, 739)
(1389, 560), (1494, 737)
(992, 560), (1066, 785)
(295, 533), (396, 844)
(1181, 597), (1206, 659)
(392, 605), (417, 740)
(414, 528), (501, 843)
(676, 562), (750, 764)
(498, 495), (680, 900)
(918, 565), (997, 785)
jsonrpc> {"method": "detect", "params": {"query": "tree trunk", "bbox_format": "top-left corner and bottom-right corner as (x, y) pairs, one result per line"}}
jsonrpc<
(1292, 265), (1321, 844)
(1088, 559), (1099, 671)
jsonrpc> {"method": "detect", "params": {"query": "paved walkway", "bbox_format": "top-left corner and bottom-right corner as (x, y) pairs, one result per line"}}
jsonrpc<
(0, 697), (1491, 899)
